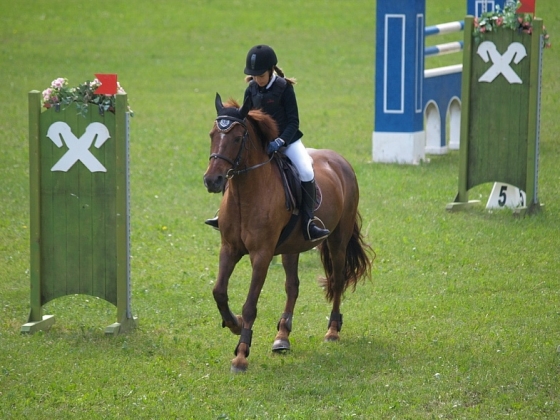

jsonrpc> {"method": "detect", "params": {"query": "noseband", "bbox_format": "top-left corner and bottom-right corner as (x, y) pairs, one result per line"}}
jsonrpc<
(209, 115), (273, 179)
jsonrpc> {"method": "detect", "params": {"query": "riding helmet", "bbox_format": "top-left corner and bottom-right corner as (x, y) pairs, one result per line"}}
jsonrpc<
(244, 45), (277, 76)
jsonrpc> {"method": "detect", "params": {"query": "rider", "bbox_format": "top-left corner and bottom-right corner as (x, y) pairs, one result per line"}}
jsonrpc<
(205, 44), (330, 242)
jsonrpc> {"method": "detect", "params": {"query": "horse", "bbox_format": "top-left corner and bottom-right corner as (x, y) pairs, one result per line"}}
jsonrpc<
(203, 93), (373, 372)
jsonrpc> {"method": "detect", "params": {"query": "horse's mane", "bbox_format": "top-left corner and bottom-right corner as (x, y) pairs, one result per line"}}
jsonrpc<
(223, 99), (279, 150)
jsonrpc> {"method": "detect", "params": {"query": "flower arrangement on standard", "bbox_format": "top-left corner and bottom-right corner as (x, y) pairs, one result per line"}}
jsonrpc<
(473, 1), (551, 48)
(42, 77), (134, 118)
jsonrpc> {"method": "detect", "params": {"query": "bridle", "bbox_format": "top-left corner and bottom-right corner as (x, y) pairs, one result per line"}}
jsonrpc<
(209, 115), (274, 179)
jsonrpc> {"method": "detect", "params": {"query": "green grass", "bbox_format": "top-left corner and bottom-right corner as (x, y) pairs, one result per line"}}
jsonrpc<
(1, 0), (560, 418)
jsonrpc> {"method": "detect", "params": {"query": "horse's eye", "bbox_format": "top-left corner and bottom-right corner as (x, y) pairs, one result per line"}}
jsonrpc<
(234, 136), (243, 143)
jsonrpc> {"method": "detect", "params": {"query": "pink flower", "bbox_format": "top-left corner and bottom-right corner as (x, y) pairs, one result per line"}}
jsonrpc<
(51, 77), (66, 89)
(42, 88), (52, 101)
(496, 17), (503, 26)
(480, 25), (486, 33)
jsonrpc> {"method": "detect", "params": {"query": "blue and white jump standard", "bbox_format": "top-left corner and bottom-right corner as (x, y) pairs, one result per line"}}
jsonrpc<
(373, 0), (426, 164)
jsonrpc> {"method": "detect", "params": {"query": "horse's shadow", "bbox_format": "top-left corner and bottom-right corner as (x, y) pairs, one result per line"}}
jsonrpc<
(252, 333), (400, 379)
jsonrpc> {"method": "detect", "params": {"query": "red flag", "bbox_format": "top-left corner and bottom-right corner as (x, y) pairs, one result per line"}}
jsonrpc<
(517, 0), (535, 14)
(94, 74), (118, 95)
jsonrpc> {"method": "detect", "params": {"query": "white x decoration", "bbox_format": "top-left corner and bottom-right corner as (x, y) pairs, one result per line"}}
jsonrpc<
(477, 41), (527, 84)
(47, 122), (111, 172)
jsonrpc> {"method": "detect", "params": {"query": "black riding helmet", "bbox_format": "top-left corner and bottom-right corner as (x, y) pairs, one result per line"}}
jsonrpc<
(244, 45), (277, 76)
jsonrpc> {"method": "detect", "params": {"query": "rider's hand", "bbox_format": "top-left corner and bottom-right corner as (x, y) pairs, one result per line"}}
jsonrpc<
(267, 138), (285, 154)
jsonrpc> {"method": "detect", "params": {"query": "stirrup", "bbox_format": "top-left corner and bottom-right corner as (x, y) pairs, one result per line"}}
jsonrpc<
(305, 217), (330, 242)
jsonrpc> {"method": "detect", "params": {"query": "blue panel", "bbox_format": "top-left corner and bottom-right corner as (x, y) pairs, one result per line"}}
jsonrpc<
(374, 0), (425, 134)
(466, 0), (506, 17)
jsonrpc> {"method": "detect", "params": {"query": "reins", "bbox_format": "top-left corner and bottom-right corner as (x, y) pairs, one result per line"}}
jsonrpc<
(210, 116), (274, 179)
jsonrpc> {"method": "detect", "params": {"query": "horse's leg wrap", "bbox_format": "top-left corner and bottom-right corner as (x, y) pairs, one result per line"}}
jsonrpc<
(328, 311), (343, 332)
(234, 328), (253, 357)
(276, 312), (293, 332)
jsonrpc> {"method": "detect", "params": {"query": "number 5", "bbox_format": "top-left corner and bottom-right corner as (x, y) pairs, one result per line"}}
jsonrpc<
(498, 185), (507, 206)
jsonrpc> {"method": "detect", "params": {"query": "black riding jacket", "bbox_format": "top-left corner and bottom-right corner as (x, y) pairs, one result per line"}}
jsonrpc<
(244, 75), (303, 145)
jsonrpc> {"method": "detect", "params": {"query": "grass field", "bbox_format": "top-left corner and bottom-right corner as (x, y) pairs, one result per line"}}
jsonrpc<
(1, 0), (559, 418)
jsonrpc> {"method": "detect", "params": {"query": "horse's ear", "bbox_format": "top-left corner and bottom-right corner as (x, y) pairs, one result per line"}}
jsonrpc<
(239, 92), (252, 119)
(215, 93), (224, 115)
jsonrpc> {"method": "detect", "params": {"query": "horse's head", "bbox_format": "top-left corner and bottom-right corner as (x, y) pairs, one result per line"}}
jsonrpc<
(203, 93), (278, 193)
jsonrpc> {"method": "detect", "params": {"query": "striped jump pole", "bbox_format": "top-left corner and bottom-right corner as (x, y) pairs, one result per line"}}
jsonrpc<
(424, 20), (464, 57)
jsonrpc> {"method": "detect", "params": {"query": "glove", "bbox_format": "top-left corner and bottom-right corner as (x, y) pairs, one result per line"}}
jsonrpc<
(267, 138), (285, 154)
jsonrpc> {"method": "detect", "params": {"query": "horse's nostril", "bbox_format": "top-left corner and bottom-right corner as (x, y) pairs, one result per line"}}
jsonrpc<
(204, 174), (225, 193)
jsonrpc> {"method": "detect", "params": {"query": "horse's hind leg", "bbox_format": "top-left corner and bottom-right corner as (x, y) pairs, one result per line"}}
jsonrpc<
(272, 253), (300, 352)
(323, 232), (348, 342)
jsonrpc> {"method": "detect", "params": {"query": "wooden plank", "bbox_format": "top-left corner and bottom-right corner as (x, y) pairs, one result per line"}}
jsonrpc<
(77, 111), (94, 296)
(28, 91), (43, 321)
(525, 18), (543, 210)
(115, 94), (129, 320)
(21, 315), (55, 334)
(63, 109), (82, 296)
(92, 107), (117, 302)
(456, 16), (474, 203)
(91, 110), (108, 300)
(104, 108), (118, 305)
(40, 106), (68, 303)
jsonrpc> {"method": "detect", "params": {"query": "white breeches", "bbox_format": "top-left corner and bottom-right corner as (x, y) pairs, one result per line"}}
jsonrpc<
(283, 139), (314, 182)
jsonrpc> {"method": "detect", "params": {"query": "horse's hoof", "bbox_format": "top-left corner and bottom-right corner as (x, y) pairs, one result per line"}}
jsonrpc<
(272, 339), (290, 352)
(324, 334), (340, 342)
(230, 364), (248, 373)
(230, 358), (248, 373)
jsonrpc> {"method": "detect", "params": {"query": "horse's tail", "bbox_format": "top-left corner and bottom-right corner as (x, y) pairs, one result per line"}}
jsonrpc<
(319, 211), (375, 302)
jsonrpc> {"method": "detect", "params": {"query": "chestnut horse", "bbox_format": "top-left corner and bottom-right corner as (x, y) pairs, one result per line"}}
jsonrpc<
(203, 93), (373, 372)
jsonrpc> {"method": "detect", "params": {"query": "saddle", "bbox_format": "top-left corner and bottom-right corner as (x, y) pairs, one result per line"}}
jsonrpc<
(274, 153), (302, 212)
(274, 153), (321, 247)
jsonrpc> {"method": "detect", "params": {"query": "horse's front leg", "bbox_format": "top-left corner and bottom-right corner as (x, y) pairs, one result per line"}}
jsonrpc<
(212, 245), (243, 335)
(231, 250), (273, 373)
(272, 253), (300, 352)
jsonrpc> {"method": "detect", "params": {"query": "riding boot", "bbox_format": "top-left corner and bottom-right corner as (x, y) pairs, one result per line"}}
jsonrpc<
(205, 214), (219, 230)
(301, 179), (330, 241)
(205, 182), (229, 230)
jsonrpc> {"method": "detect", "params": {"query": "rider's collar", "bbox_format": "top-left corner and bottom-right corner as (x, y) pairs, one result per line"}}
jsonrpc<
(265, 73), (277, 90)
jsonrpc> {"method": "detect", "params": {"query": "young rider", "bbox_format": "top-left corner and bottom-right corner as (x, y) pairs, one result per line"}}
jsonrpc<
(206, 44), (330, 242)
